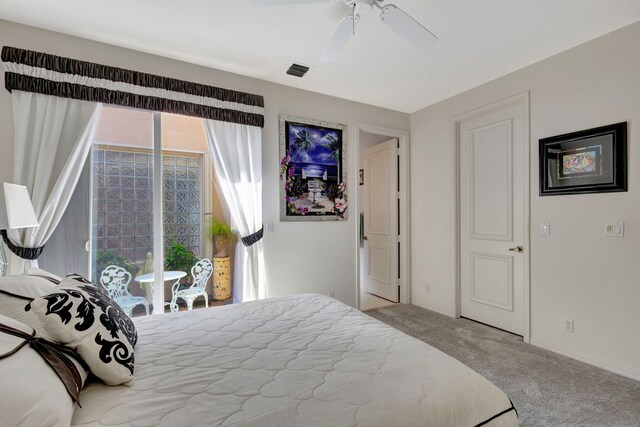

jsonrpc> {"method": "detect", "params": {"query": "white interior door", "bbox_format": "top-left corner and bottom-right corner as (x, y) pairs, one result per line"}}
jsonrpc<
(459, 99), (527, 335)
(363, 139), (398, 302)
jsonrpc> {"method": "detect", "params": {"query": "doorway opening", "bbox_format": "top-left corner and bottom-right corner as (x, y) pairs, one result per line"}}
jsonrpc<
(356, 124), (410, 311)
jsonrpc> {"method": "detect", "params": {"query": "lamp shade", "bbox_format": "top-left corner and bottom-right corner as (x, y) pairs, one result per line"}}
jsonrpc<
(3, 183), (39, 229)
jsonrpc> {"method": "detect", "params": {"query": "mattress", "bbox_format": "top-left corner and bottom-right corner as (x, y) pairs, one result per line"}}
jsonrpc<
(71, 294), (518, 427)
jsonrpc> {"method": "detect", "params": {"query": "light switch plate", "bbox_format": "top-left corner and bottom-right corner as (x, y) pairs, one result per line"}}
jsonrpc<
(265, 222), (275, 234)
(603, 222), (624, 237)
(539, 222), (550, 235)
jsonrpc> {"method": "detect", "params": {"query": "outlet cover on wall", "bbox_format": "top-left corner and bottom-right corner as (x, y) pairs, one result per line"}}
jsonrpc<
(539, 222), (550, 235)
(563, 319), (574, 332)
(603, 222), (624, 237)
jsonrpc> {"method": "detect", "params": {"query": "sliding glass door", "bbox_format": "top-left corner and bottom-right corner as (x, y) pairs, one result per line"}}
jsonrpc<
(91, 108), (156, 317)
(43, 105), (234, 316)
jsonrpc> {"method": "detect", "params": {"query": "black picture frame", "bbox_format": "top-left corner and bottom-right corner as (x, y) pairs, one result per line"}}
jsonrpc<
(539, 122), (627, 196)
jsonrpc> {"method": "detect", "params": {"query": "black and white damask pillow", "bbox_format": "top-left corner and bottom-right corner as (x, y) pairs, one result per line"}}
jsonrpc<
(27, 274), (137, 385)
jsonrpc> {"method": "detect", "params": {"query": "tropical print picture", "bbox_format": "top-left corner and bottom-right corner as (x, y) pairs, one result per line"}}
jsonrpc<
(557, 145), (602, 179)
(279, 115), (347, 221)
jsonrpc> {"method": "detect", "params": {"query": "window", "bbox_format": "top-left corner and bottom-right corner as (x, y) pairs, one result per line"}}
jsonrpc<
(92, 148), (203, 279)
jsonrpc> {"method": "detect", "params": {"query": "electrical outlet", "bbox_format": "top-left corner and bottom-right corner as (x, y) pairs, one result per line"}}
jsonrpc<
(539, 222), (550, 235)
(563, 319), (574, 332)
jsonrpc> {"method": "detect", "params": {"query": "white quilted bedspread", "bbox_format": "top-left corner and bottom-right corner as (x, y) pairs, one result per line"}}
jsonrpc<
(71, 294), (518, 427)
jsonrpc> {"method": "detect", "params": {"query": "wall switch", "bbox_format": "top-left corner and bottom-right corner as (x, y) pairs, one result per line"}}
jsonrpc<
(425, 284), (431, 293)
(603, 222), (624, 237)
(563, 319), (574, 332)
(539, 222), (551, 235)
(265, 222), (275, 234)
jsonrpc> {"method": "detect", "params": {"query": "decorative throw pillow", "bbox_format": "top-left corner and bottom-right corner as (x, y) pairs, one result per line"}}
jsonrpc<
(0, 314), (87, 427)
(0, 273), (59, 341)
(27, 274), (137, 385)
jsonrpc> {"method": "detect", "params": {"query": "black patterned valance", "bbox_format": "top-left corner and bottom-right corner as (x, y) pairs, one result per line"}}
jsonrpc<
(1, 46), (264, 128)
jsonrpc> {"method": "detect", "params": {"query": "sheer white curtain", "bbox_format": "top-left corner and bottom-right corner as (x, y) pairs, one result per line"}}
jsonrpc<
(203, 119), (266, 301)
(7, 91), (102, 274)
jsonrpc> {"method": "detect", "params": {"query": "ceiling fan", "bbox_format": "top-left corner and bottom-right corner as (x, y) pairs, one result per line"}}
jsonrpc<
(250, 0), (438, 63)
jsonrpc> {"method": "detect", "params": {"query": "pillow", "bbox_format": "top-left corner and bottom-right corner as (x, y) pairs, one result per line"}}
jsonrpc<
(27, 274), (137, 385)
(0, 273), (59, 341)
(0, 314), (87, 427)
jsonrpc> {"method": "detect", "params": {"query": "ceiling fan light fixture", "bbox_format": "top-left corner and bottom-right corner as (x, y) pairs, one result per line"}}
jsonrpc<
(249, 0), (437, 62)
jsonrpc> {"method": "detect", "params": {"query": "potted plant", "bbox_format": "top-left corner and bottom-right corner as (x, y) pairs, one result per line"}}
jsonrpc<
(206, 219), (234, 301)
(207, 218), (234, 258)
(164, 241), (198, 283)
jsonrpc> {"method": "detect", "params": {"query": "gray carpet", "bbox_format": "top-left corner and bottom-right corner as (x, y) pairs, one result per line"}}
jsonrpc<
(366, 304), (640, 427)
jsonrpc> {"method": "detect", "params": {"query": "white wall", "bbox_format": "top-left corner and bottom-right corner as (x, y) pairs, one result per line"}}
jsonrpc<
(410, 21), (640, 380)
(0, 20), (410, 307)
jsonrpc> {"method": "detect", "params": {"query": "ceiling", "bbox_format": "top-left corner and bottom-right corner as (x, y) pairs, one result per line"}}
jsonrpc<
(1, 0), (639, 113)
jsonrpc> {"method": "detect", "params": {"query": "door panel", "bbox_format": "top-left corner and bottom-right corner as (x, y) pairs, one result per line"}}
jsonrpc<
(470, 253), (513, 311)
(470, 120), (512, 240)
(460, 100), (526, 335)
(363, 139), (398, 302)
(369, 150), (392, 235)
(368, 244), (391, 283)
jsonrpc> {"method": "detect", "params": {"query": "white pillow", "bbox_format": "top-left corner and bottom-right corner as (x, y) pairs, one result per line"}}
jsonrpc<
(0, 314), (87, 427)
(28, 274), (137, 385)
(0, 273), (59, 341)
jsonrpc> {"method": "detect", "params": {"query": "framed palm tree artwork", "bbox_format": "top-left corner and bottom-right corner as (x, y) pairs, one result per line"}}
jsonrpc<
(279, 114), (347, 221)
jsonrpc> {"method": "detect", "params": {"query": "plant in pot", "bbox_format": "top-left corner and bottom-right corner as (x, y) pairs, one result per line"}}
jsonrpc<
(164, 241), (198, 285)
(207, 218), (234, 258)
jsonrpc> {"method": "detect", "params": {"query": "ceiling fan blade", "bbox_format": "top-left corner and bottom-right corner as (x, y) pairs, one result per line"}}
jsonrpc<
(379, 4), (438, 52)
(320, 15), (356, 63)
(250, 0), (333, 5)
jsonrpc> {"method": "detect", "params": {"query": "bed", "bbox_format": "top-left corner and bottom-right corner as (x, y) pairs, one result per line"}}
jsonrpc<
(70, 294), (518, 427)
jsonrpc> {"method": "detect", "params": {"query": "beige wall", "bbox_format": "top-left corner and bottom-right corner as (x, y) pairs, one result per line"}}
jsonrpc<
(0, 20), (410, 307)
(410, 21), (640, 380)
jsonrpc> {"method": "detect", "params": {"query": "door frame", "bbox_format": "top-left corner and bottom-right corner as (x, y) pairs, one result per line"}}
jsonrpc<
(355, 123), (411, 308)
(451, 92), (531, 343)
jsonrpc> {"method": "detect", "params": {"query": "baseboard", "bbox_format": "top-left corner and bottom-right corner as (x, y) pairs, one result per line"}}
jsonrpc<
(530, 338), (640, 382)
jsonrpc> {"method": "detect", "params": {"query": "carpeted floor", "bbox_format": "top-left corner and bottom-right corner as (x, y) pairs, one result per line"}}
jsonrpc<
(366, 304), (640, 427)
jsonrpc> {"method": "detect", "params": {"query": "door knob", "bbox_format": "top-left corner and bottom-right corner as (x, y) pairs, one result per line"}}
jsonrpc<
(363, 236), (368, 240)
(508, 246), (523, 253)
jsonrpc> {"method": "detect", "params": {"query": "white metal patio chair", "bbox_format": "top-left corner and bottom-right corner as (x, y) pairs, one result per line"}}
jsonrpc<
(170, 258), (212, 311)
(100, 265), (149, 317)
